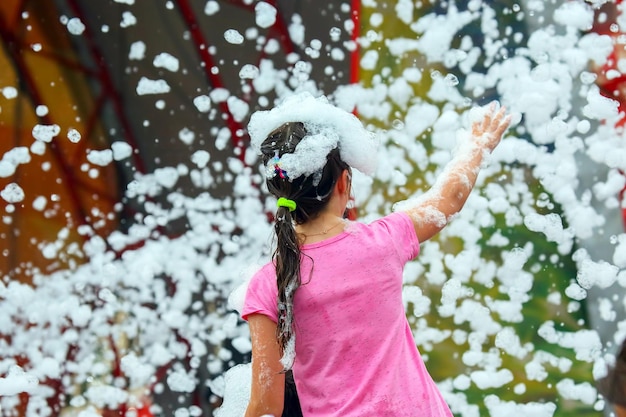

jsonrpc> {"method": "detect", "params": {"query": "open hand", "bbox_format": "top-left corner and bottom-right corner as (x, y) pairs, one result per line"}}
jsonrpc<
(471, 102), (511, 152)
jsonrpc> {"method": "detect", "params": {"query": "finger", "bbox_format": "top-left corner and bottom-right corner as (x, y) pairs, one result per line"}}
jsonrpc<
(502, 113), (512, 129)
(481, 118), (489, 133)
(495, 114), (512, 136)
(485, 101), (500, 122)
(490, 106), (508, 129)
(495, 105), (506, 119)
(472, 121), (482, 136)
(481, 108), (492, 131)
(497, 108), (510, 127)
(490, 105), (505, 123)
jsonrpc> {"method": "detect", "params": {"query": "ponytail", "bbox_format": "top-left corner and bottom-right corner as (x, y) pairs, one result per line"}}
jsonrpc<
(273, 206), (301, 370)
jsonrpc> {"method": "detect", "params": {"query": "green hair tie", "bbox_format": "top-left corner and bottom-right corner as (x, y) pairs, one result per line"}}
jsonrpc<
(277, 197), (296, 212)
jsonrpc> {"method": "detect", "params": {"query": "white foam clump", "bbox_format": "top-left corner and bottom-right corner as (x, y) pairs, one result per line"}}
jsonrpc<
(538, 321), (602, 362)
(120, 11), (137, 28)
(553, 1), (594, 31)
(612, 234), (626, 267)
(582, 86), (620, 122)
(227, 96), (249, 122)
(193, 95), (211, 112)
(523, 212), (572, 254)
(204, 1), (220, 16)
(84, 385), (128, 409)
(398, 6), (475, 63)
(0, 147), (30, 178)
(32, 124), (61, 142)
(32, 196), (47, 211)
(87, 149), (113, 166)
(255, 2), (277, 29)
(136, 77), (171, 95)
(0, 365), (38, 396)
(129, 41), (146, 60)
(213, 364), (251, 417)
(36, 105), (49, 117)
(154, 166), (179, 188)
(402, 285), (431, 317)
(239, 64), (259, 80)
(167, 368), (196, 393)
(111, 142), (133, 161)
(360, 50), (379, 70)
(2, 86), (18, 99)
(555, 379), (597, 405)
(288, 14), (305, 46)
(484, 395), (556, 417)
(495, 327), (530, 359)
(224, 29), (244, 45)
(575, 257), (618, 290)
(179, 127), (195, 145)
(66, 17), (86, 35)
(67, 128), (82, 143)
(1, 183), (25, 203)
(470, 368), (514, 389)
(247, 92), (378, 178)
(597, 297), (616, 322)
(210, 88), (230, 103)
(153, 52), (180, 72)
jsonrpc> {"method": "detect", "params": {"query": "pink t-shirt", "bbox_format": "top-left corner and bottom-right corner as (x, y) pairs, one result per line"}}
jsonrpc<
(242, 212), (452, 417)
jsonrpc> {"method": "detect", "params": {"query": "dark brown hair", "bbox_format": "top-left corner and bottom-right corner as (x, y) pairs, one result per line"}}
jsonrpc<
(259, 122), (348, 369)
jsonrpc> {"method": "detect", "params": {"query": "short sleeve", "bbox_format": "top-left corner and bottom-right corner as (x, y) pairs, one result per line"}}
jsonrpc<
(372, 211), (420, 262)
(241, 263), (279, 323)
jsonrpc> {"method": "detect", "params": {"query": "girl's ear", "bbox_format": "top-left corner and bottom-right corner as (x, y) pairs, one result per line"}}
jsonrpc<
(336, 169), (351, 195)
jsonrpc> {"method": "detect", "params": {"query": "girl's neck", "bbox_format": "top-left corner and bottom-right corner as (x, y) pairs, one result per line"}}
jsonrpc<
(296, 213), (345, 245)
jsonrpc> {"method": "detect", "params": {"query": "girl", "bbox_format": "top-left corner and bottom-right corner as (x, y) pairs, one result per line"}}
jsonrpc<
(241, 94), (511, 417)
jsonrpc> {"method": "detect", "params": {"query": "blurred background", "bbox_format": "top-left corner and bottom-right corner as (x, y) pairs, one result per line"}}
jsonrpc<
(1, 0), (625, 416)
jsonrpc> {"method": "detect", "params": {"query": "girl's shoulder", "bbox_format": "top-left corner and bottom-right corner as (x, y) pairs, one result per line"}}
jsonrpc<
(351, 211), (414, 236)
(252, 261), (276, 281)
(240, 261), (279, 322)
(351, 212), (419, 261)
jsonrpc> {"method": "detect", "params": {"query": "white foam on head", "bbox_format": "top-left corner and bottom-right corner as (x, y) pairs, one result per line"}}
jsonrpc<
(248, 92), (379, 179)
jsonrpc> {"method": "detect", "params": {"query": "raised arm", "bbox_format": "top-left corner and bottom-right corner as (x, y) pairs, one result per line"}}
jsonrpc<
(399, 103), (511, 243)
